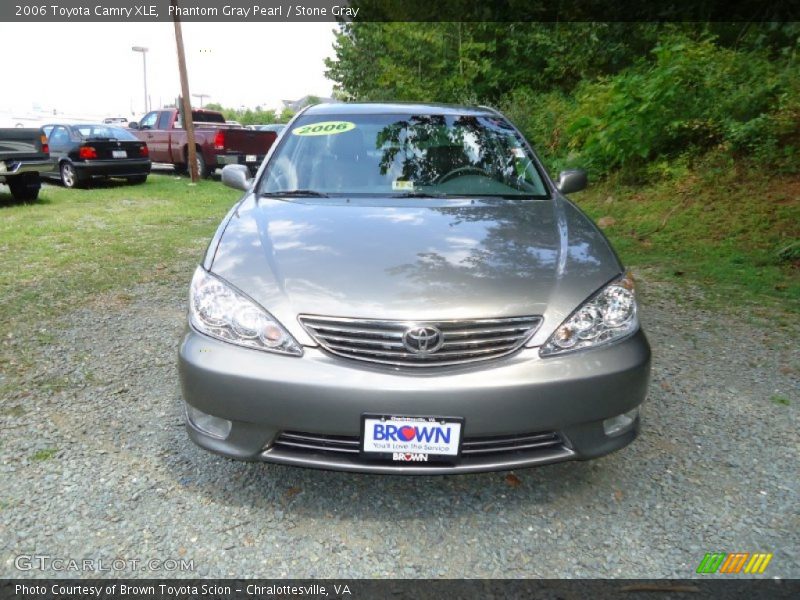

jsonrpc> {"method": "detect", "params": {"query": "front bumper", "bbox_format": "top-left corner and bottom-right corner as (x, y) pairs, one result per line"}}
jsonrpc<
(216, 153), (265, 172)
(178, 327), (651, 474)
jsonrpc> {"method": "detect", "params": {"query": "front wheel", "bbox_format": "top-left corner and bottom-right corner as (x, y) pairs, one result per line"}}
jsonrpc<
(60, 162), (83, 188)
(8, 175), (40, 201)
(126, 175), (148, 185)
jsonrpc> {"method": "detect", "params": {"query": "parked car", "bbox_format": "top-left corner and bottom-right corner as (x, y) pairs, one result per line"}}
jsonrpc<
(251, 124), (286, 134)
(41, 123), (151, 188)
(128, 108), (277, 177)
(178, 103), (651, 474)
(0, 127), (54, 201)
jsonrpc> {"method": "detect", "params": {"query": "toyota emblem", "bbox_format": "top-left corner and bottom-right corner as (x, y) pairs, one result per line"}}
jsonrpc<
(402, 326), (444, 355)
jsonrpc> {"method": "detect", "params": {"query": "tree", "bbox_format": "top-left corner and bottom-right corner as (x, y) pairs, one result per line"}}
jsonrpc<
(202, 103), (280, 125)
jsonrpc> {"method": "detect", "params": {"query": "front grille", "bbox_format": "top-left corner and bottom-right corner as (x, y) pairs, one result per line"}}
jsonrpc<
(460, 431), (563, 455)
(273, 430), (564, 457)
(298, 315), (542, 367)
(273, 431), (360, 454)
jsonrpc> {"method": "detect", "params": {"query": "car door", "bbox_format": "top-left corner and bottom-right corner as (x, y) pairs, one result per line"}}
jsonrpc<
(46, 126), (72, 176)
(146, 111), (173, 161)
(137, 111), (169, 162)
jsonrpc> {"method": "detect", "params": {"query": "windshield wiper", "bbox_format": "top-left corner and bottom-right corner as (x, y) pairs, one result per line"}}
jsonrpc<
(459, 193), (549, 200)
(259, 189), (330, 198)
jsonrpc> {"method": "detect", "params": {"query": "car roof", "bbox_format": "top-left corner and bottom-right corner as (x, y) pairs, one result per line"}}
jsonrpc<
(45, 123), (124, 127)
(71, 123), (128, 129)
(302, 102), (499, 117)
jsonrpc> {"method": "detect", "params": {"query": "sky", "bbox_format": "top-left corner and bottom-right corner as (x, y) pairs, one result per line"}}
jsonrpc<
(0, 22), (337, 121)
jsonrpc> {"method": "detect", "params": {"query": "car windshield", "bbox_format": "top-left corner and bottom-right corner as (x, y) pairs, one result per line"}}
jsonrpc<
(76, 126), (137, 141)
(259, 113), (549, 198)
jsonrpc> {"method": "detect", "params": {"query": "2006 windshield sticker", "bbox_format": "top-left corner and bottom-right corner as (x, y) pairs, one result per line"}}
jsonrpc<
(292, 121), (356, 136)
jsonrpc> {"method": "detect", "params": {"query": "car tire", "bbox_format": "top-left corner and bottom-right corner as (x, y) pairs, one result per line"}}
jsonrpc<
(8, 175), (40, 201)
(181, 150), (209, 179)
(126, 175), (148, 185)
(194, 152), (208, 179)
(60, 162), (83, 188)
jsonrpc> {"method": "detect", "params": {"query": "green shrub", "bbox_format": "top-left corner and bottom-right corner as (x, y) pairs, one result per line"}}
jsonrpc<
(570, 35), (783, 175)
(503, 32), (799, 180)
(500, 88), (575, 172)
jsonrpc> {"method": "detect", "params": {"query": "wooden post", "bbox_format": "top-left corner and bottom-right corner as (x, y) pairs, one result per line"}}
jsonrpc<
(171, 0), (199, 183)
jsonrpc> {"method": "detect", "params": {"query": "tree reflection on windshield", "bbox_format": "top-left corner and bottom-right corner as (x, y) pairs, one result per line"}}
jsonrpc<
(260, 112), (549, 197)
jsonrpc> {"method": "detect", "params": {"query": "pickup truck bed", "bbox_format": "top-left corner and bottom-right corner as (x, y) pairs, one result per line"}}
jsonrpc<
(130, 109), (277, 177)
(0, 128), (55, 201)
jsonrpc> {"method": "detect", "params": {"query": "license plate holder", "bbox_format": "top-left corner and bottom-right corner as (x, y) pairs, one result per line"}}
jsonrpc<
(112, 150), (127, 159)
(361, 414), (463, 462)
(245, 154), (257, 163)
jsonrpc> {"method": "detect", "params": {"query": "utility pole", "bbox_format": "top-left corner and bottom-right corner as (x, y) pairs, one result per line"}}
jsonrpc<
(171, 0), (199, 183)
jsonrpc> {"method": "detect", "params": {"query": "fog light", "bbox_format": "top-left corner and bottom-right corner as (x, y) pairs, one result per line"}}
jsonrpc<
(185, 404), (232, 439)
(603, 408), (639, 437)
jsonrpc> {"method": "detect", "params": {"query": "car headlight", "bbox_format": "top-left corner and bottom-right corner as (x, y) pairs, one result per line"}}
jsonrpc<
(540, 273), (639, 356)
(189, 267), (302, 356)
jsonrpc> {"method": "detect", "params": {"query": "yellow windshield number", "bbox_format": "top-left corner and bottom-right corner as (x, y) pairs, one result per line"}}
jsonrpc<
(292, 121), (356, 136)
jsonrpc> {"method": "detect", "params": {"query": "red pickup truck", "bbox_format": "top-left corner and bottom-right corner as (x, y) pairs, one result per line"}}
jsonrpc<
(129, 108), (277, 177)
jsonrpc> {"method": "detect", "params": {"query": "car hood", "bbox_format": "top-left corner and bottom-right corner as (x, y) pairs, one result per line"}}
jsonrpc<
(210, 194), (622, 346)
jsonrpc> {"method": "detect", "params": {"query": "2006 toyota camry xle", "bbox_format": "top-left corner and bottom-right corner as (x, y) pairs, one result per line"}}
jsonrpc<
(178, 103), (651, 474)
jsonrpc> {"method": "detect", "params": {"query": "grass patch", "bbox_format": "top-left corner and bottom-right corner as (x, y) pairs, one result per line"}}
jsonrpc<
(771, 395), (791, 406)
(0, 405), (26, 417)
(31, 448), (57, 461)
(0, 175), (239, 333)
(574, 163), (800, 314)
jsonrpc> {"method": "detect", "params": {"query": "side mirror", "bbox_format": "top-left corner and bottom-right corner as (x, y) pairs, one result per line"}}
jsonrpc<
(556, 169), (588, 195)
(221, 164), (253, 192)
(128, 121), (139, 129)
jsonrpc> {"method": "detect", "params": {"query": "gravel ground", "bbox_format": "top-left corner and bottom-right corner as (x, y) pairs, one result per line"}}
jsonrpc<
(0, 273), (798, 579)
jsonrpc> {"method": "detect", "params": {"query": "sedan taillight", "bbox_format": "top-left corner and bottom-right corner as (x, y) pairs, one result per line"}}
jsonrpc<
(79, 146), (97, 159)
(40, 133), (49, 155)
(140, 145), (149, 157)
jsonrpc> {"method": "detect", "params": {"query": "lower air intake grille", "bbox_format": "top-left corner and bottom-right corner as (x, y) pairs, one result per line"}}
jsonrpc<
(273, 430), (564, 457)
(273, 431), (360, 454)
(460, 431), (563, 455)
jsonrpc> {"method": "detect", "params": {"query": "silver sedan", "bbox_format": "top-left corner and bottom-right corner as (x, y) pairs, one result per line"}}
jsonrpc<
(178, 103), (651, 474)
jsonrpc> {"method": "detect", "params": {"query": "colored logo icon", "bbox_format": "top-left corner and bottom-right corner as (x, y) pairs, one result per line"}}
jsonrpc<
(696, 552), (773, 574)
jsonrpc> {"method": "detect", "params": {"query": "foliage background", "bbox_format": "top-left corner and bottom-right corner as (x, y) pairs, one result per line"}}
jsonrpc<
(324, 23), (799, 180)
(202, 103), (297, 126)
